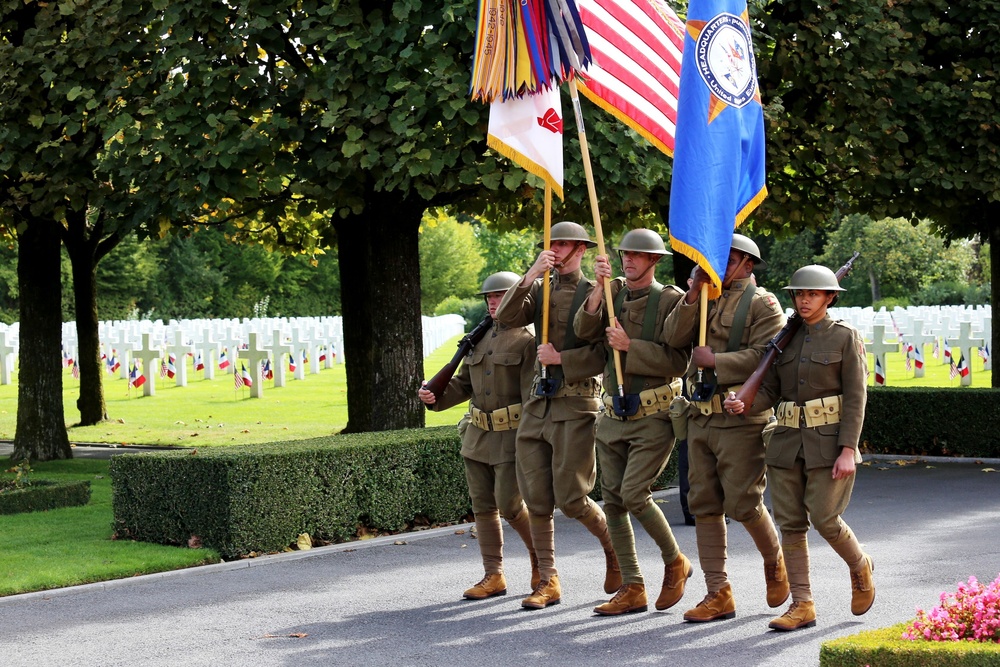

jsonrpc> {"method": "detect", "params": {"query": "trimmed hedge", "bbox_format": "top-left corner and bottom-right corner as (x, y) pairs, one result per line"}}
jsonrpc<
(110, 425), (679, 560)
(0, 480), (91, 515)
(863, 388), (1000, 458)
(821, 624), (1000, 666)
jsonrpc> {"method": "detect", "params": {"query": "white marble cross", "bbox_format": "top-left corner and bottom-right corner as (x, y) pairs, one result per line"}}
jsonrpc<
(287, 327), (313, 380)
(906, 319), (935, 379)
(166, 331), (194, 387)
(0, 330), (16, 385)
(216, 327), (243, 375)
(133, 333), (162, 397)
(865, 324), (899, 385)
(947, 321), (984, 387)
(265, 330), (293, 388)
(192, 328), (219, 380)
(237, 332), (269, 399)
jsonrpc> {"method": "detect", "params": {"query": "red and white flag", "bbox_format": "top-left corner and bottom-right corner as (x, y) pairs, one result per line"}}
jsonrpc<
(240, 363), (254, 388)
(577, 0), (684, 155)
(129, 363), (146, 389)
(913, 345), (924, 370)
(874, 356), (885, 386)
(956, 350), (969, 378)
(219, 348), (231, 370)
(194, 353), (205, 372)
(487, 86), (564, 199)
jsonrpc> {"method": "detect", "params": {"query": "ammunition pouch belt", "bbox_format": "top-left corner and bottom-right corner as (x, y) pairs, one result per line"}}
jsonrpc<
(776, 395), (842, 429)
(531, 376), (600, 399)
(469, 403), (523, 432)
(602, 379), (683, 421)
(693, 385), (743, 416)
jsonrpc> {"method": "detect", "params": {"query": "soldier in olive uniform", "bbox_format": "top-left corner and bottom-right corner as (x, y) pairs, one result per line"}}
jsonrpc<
(574, 229), (694, 616)
(419, 272), (538, 600)
(661, 234), (789, 622)
(495, 221), (620, 610)
(724, 265), (874, 631)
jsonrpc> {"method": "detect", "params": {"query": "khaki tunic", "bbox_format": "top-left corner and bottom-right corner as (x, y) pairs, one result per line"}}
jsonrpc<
(430, 321), (536, 515)
(660, 278), (786, 520)
(757, 315), (868, 537)
(495, 268), (605, 517)
(574, 279), (689, 514)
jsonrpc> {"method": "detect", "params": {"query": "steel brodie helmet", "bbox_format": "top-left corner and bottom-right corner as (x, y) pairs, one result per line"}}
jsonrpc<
(613, 229), (671, 255)
(478, 271), (521, 295)
(536, 221), (597, 249)
(783, 265), (845, 292)
(731, 233), (767, 269)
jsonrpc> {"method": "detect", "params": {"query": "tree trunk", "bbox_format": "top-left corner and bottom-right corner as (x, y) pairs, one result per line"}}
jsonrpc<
(67, 241), (107, 425)
(335, 198), (426, 433)
(14, 219), (71, 461)
(868, 267), (881, 304)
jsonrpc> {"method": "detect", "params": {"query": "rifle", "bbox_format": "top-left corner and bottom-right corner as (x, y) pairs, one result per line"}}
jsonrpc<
(422, 315), (494, 405)
(733, 252), (860, 409)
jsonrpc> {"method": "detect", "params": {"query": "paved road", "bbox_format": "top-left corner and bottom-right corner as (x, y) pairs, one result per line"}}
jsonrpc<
(1, 460), (998, 667)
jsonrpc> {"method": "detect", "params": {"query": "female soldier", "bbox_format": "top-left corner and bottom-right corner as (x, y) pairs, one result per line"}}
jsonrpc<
(723, 265), (874, 631)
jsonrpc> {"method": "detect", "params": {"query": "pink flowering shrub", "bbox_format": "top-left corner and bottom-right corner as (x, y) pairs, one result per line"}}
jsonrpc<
(902, 574), (1000, 642)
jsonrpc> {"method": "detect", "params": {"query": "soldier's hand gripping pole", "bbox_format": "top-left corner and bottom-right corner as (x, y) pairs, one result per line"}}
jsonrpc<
(568, 78), (631, 412)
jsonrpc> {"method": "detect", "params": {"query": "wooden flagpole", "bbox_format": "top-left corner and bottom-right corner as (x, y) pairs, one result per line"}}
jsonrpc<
(567, 78), (625, 398)
(540, 184), (552, 380)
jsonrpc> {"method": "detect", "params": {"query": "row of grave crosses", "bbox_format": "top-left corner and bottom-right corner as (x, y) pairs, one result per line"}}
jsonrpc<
(0, 314), (468, 399)
(844, 306), (992, 386)
(122, 330), (341, 398)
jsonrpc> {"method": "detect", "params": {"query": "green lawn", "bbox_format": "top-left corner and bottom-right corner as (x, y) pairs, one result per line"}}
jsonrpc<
(0, 337), (470, 447)
(0, 459), (219, 596)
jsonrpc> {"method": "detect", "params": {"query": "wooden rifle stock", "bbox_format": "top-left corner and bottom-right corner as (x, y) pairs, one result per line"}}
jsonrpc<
(734, 252), (861, 408)
(423, 315), (494, 405)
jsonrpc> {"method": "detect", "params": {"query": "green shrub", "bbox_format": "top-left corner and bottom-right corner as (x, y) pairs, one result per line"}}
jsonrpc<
(863, 388), (1000, 458)
(110, 427), (473, 559)
(0, 480), (92, 515)
(821, 623), (1000, 666)
(110, 424), (682, 559)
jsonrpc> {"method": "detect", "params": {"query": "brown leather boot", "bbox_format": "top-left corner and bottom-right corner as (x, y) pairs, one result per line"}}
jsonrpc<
(765, 551), (790, 608)
(604, 549), (623, 594)
(522, 575), (561, 609)
(682, 584), (736, 622)
(850, 555), (875, 615)
(529, 551), (541, 591)
(594, 584), (648, 616)
(655, 553), (692, 611)
(768, 601), (816, 631)
(463, 573), (507, 600)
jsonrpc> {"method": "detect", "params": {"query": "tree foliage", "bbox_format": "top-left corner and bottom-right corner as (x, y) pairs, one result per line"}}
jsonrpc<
(418, 213), (484, 314)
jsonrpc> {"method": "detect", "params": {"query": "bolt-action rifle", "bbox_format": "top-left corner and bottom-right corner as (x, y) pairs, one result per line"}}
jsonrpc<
(733, 252), (860, 408)
(422, 315), (494, 405)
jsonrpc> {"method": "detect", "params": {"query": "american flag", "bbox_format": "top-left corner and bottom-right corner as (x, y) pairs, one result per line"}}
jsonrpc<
(577, 0), (684, 155)
(234, 368), (245, 390)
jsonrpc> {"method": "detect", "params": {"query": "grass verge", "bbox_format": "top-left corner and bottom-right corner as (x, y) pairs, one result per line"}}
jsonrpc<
(0, 459), (219, 597)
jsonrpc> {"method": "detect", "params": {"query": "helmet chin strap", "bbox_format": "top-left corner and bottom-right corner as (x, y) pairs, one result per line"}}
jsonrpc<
(620, 252), (659, 288)
(722, 255), (750, 290)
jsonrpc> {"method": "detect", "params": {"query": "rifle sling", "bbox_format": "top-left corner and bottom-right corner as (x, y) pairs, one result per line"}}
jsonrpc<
(534, 278), (591, 382)
(701, 283), (757, 395)
(608, 281), (663, 394)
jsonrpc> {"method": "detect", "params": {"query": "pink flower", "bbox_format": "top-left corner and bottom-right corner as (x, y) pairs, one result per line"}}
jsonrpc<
(903, 574), (1000, 643)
